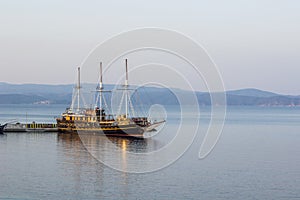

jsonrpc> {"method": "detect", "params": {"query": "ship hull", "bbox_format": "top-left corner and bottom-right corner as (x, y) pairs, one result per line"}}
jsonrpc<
(0, 124), (6, 134)
(57, 123), (145, 138)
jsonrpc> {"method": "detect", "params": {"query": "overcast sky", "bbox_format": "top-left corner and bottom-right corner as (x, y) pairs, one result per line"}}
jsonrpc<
(0, 0), (299, 94)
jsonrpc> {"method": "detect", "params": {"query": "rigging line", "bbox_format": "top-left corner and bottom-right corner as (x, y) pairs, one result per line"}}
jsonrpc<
(94, 85), (100, 108)
(133, 88), (147, 117)
(70, 88), (78, 111)
(79, 90), (88, 109)
(117, 91), (125, 116)
(95, 92), (100, 107)
(103, 93), (110, 114)
(128, 93), (136, 117)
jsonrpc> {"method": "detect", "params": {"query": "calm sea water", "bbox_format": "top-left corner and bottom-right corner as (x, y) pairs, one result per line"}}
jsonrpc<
(0, 104), (300, 200)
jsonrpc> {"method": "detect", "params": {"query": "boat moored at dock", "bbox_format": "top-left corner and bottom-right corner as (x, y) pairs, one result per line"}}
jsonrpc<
(0, 124), (7, 134)
(56, 59), (165, 137)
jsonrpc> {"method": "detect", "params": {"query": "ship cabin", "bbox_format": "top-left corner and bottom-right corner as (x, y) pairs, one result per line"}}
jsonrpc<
(60, 107), (114, 123)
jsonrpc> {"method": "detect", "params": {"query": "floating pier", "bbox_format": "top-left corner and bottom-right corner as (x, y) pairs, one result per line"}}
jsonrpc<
(3, 122), (57, 133)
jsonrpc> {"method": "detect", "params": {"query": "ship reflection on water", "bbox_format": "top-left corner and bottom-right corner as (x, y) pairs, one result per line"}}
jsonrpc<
(57, 133), (162, 171)
(56, 133), (144, 198)
(57, 133), (161, 153)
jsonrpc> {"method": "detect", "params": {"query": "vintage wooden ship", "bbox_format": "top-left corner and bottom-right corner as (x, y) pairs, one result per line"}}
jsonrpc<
(56, 59), (165, 137)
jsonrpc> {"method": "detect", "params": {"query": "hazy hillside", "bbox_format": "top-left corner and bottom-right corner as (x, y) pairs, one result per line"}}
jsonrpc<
(0, 82), (299, 106)
(0, 82), (74, 95)
(227, 88), (278, 98)
(0, 94), (46, 104)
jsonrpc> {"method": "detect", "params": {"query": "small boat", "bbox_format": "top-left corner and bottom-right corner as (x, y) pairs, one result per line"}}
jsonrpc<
(0, 123), (7, 134)
(56, 59), (165, 137)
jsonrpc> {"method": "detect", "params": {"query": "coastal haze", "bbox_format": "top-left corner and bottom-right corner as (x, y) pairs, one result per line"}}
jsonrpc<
(0, 82), (300, 106)
(0, 0), (300, 94)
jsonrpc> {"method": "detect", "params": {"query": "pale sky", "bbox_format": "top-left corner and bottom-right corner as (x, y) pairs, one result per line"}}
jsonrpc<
(0, 0), (299, 94)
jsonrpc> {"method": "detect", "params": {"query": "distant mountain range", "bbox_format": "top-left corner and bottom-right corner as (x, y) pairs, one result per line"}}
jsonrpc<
(0, 82), (299, 106)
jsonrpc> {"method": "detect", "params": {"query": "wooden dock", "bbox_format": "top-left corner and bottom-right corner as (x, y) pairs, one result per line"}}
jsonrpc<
(3, 122), (57, 132)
